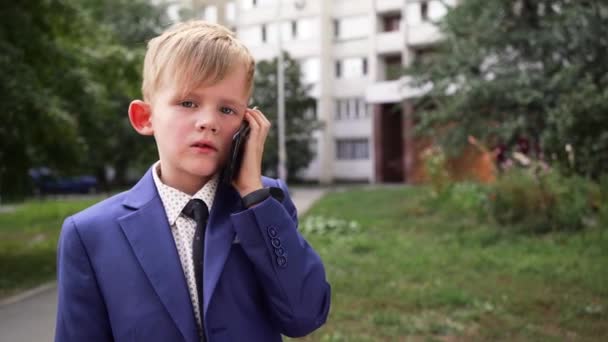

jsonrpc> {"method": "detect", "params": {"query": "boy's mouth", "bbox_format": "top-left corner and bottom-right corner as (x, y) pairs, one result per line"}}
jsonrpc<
(191, 140), (218, 152)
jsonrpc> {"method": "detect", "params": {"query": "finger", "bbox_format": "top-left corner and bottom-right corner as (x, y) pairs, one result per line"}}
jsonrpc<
(251, 107), (269, 122)
(244, 110), (261, 133)
(246, 108), (264, 131)
(249, 108), (270, 131)
(257, 110), (271, 128)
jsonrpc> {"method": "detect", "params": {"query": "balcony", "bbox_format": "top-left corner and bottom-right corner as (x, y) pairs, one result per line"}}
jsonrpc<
(407, 22), (442, 47)
(384, 63), (403, 81)
(375, 30), (403, 55)
(365, 76), (431, 104)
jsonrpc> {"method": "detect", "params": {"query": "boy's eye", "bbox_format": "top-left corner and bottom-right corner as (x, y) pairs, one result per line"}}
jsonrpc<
(220, 106), (236, 115)
(180, 101), (197, 108)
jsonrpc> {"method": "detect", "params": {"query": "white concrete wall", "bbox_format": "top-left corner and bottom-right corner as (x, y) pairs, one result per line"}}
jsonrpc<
(376, 0), (404, 13)
(332, 0), (372, 16)
(334, 160), (374, 181)
(332, 39), (370, 59)
(333, 78), (368, 97)
(333, 118), (373, 138)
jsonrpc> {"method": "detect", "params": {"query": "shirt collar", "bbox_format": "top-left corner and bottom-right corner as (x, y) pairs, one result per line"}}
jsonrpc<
(152, 161), (219, 226)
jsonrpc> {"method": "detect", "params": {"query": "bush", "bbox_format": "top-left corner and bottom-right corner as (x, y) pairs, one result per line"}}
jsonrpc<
(422, 145), (451, 196)
(427, 182), (489, 221)
(488, 168), (597, 233)
(595, 175), (608, 228)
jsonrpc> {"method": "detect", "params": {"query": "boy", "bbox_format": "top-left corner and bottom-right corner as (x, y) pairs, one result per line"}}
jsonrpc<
(55, 21), (331, 342)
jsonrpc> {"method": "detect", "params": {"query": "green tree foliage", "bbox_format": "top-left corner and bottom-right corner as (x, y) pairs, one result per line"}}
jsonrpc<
(76, 0), (168, 186)
(0, 0), (167, 198)
(410, 0), (608, 178)
(1, 1), (92, 198)
(251, 53), (321, 180)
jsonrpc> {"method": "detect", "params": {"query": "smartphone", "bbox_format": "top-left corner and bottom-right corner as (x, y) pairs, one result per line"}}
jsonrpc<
(221, 120), (251, 185)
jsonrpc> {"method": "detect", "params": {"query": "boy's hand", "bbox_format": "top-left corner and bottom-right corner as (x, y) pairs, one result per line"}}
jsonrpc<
(232, 107), (270, 198)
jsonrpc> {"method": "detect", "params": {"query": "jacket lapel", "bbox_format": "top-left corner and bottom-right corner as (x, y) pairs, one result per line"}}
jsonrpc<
(203, 181), (243, 315)
(118, 169), (198, 342)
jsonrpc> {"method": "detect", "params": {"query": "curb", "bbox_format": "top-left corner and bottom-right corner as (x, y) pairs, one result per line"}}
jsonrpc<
(0, 282), (56, 308)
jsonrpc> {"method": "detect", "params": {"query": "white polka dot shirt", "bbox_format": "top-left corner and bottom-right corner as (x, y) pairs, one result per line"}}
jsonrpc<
(151, 161), (218, 340)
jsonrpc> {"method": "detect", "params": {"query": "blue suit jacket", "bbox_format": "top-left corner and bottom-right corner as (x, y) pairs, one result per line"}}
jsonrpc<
(55, 169), (331, 341)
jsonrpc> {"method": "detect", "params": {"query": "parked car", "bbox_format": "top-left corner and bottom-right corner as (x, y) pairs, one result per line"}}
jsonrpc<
(29, 167), (98, 195)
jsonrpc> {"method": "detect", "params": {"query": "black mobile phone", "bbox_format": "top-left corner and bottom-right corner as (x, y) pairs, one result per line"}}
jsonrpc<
(221, 120), (251, 185)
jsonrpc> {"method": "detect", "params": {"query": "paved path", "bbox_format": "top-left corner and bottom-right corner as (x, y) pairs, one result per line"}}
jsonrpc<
(0, 186), (327, 342)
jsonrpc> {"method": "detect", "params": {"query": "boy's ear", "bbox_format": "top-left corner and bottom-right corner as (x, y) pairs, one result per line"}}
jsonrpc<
(128, 100), (154, 136)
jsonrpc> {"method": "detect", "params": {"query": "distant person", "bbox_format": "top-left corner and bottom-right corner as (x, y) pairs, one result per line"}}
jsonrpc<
(55, 21), (330, 342)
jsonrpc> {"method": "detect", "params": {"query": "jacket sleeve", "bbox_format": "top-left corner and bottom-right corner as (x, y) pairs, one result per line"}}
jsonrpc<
(55, 217), (113, 342)
(229, 179), (331, 337)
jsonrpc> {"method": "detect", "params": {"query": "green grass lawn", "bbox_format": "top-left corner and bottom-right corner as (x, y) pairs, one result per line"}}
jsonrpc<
(292, 186), (608, 341)
(0, 197), (103, 298)
(1, 187), (606, 341)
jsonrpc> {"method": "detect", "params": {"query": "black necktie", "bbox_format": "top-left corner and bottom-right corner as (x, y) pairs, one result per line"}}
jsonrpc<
(182, 199), (209, 341)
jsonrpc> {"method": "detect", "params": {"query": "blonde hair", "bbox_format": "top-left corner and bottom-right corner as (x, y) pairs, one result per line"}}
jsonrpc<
(142, 20), (255, 102)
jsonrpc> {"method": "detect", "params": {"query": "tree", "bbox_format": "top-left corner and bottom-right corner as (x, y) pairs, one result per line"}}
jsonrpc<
(76, 0), (169, 187)
(251, 52), (321, 180)
(0, 0), (97, 198)
(0, 0), (167, 198)
(409, 0), (608, 178)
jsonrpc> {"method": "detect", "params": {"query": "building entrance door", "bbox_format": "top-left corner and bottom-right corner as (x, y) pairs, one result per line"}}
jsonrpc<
(375, 103), (404, 182)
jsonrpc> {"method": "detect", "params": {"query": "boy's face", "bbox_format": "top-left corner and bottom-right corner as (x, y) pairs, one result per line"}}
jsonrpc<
(131, 64), (250, 193)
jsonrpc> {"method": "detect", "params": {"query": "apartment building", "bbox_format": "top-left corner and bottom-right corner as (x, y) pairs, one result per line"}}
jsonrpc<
(167, 0), (455, 183)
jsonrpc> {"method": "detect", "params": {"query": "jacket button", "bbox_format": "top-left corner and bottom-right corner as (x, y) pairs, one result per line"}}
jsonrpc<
(276, 256), (287, 268)
(267, 226), (278, 237)
(274, 247), (286, 256)
(271, 237), (281, 248)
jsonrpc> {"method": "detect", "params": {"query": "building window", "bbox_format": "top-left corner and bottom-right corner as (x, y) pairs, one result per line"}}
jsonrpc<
(336, 139), (370, 160)
(421, 1), (429, 22)
(296, 18), (317, 40)
(335, 61), (342, 78)
(407, 1), (440, 24)
(358, 98), (368, 118)
(242, 0), (276, 9)
(382, 13), (401, 32)
(237, 25), (264, 46)
(333, 19), (340, 38)
(413, 48), (437, 66)
(334, 99), (342, 120)
(300, 57), (320, 84)
(335, 98), (368, 120)
(261, 24), (267, 42)
(335, 99), (342, 120)
(385, 55), (402, 81)
(334, 15), (369, 40)
(203, 5), (218, 23)
(336, 57), (367, 78)
(291, 21), (297, 38)
(226, 2), (236, 22)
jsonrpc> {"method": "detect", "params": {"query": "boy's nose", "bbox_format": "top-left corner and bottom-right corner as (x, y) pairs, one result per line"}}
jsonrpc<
(195, 111), (219, 133)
